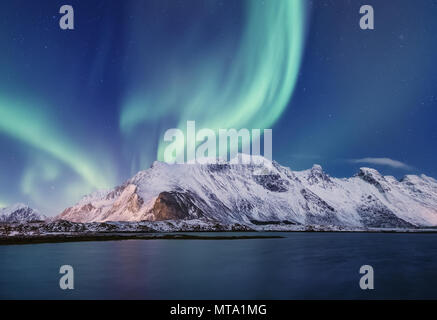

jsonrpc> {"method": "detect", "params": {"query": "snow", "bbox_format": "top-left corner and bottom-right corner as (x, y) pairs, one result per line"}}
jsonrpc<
(0, 204), (46, 223)
(53, 154), (437, 230)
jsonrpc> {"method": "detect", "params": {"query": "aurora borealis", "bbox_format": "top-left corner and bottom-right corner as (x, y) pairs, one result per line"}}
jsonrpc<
(120, 0), (305, 162)
(0, 0), (437, 215)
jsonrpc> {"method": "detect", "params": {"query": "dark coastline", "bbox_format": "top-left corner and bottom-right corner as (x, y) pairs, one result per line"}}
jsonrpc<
(0, 233), (284, 246)
(3, 228), (437, 246)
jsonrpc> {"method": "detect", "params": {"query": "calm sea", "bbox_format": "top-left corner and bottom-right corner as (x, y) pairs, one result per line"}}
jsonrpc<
(1, 232), (437, 299)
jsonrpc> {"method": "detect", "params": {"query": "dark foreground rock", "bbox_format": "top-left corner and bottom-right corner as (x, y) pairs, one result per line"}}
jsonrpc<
(0, 233), (283, 245)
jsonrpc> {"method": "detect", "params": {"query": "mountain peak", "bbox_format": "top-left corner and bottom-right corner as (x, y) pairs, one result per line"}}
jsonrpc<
(0, 203), (45, 223)
(303, 164), (331, 186)
(357, 167), (392, 193)
(311, 164), (323, 171)
(151, 160), (170, 169)
(358, 167), (382, 176)
(54, 158), (437, 229)
(1, 203), (29, 213)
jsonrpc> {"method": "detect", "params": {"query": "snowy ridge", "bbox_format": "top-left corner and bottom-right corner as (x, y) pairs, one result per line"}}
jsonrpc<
(57, 155), (437, 229)
(0, 219), (252, 236)
(0, 204), (46, 223)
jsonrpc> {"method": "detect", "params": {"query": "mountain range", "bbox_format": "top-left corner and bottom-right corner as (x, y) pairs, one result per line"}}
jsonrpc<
(56, 155), (437, 230)
(2, 155), (437, 231)
(0, 204), (46, 224)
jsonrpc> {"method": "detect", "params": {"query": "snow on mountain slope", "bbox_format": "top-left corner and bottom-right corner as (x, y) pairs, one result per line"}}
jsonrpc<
(0, 204), (46, 223)
(57, 155), (437, 228)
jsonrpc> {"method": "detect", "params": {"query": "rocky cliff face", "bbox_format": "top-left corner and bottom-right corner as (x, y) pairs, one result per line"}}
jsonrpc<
(0, 204), (46, 223)
(56, 155), (437, 229)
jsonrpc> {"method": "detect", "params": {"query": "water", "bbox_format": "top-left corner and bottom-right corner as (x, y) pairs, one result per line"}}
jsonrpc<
(1, 232), (437, 299)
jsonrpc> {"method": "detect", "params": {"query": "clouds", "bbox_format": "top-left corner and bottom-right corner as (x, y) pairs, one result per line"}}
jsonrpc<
(350, 157), (413, 170)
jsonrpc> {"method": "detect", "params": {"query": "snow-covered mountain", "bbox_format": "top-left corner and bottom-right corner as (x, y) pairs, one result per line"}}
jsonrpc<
(0, 204), (46, 223)
(57, 155), (437, 229)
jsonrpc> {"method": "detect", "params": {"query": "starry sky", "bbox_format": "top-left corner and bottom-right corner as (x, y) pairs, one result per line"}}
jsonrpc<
(0, 0), (436, 215)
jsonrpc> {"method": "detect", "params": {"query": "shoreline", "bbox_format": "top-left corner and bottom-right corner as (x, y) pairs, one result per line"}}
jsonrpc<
(0, 233), (284, 246)
(2, 228), (437, 245)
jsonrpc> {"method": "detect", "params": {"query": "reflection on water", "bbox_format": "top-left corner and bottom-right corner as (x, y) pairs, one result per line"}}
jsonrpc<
(1, 232), (437, 299)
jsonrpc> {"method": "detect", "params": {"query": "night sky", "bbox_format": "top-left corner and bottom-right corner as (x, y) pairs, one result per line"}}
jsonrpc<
(0, 0), (436, 215)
